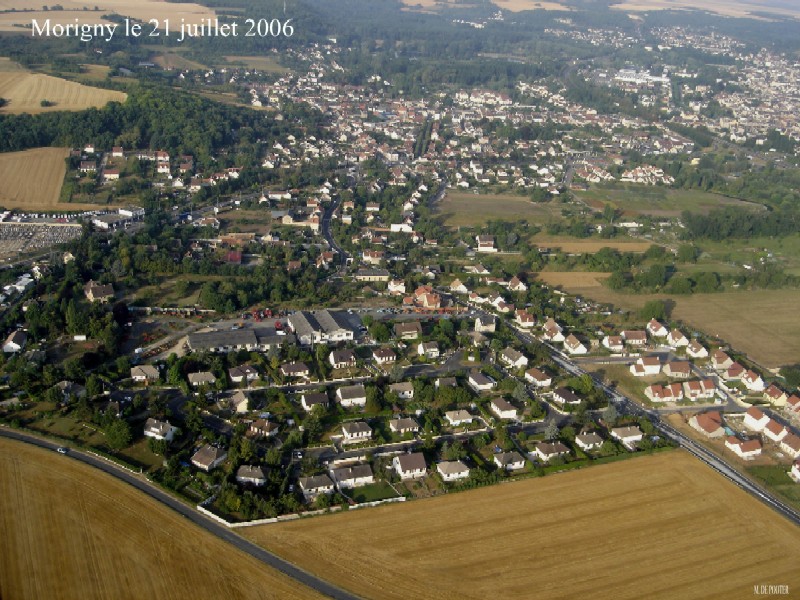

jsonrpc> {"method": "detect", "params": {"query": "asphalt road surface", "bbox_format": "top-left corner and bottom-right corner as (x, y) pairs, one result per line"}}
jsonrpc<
(0, 427), (363, 600)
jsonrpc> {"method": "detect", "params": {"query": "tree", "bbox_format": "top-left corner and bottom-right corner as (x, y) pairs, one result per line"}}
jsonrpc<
(512, 382), (528, 404)
(544, 419), (559, 441)
(106, 419), (132, 450)
(639, 299), (666, 321)
(443, 440), (467, 461)
(602, 403), (618, 427)
(677, 244), (699, 263)
(86, 374), (103, 398)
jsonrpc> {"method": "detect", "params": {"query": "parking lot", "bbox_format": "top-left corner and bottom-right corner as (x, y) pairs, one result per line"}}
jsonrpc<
(0, 223), (82, 261)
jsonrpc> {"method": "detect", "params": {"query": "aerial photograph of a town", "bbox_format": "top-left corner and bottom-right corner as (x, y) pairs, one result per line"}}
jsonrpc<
(0, 0), (799, 598)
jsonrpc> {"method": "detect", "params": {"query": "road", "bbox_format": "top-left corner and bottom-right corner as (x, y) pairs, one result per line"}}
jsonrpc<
(321, 197), (348, 270)
(0, 427), (363, 600)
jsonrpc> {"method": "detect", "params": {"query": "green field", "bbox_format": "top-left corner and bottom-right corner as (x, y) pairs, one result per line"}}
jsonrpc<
(746, 465), (800, 513)
(437, 191), (563, 227)
(576, 183), (765, 217)
(223, 56), (287, 73)
(351, 481), (401, 503)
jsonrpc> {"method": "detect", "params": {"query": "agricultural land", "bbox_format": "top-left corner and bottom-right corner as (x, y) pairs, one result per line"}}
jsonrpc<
(0, 437), (322, 600)
(0, 0), (217, 27)
(610, 0), (800, 20)
(245, 451), (800, 600)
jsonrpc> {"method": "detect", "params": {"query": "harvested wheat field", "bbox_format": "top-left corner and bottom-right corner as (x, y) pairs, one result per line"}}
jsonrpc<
(492, 0), (572, 11)
(535, 271), (611, 287)
(610, 0), (800, 20)
(534, 237), (654, 253)
(0, 69), (126, 114)
(0, 0), (217, 26)
(0, 438), (322, 600)
(245, 451), (800, 600)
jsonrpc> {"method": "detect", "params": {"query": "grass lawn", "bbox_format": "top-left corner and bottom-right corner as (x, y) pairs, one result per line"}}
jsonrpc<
(746, 464), (800, 513)
(351, 481), (400, 503)
(115, 438), (164, 472)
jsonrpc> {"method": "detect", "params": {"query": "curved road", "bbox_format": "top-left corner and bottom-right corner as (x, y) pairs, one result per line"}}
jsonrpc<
(0, 427), (363, 600)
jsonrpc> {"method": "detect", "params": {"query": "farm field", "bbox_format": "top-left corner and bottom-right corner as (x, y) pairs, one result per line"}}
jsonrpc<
(562, 286), (800, 369)
(152, 52), (207, 71)
(534, 270), (611, 288)
(437, 191), (563, 227)
(0, 63), (126, 114)
(576, 184), (764, 218)
(0, 438), (322, 600)
(0, 0), (217, 26)
(223, 55), (288, 73)
(245, 450), (800, 600)
(610, 0), (800, 20)
(0, 148), (102, 211)
(532, 234), (653, 253)
(491, 0), (572, 11)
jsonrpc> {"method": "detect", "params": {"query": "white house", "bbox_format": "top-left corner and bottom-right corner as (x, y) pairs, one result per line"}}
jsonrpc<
(329, 349), (357, 369)
(602, 336), (624, 353)
(667, 329), (689, 347)
(494, 451), (525, 471)
(341, 421), (372, 444)
(533, 441), (570, 462)
(337, 384), (367, 408)
(437, 460), (470, 482)
(743, 406), (770, 432)
(393, 453), (427, 479)
(575, 432), (603, 451)
(500, 347), (528, 369)
(2, 330), (27, 354)
(686, 340), (709, 359)
(515, 310), (536, 329)
(610, 426), (644, 449)
(468, 372), (496, 393)
(742, 370), (765, 392)
(779, 434), (800, 459)
(490, 398), (518, 421)
(131, 365), (159, 383)
(330, 464), (374, 489)
(389, 417), (420, 435)
(445, 409), (474, 427)
(417, 341), (440, 359)
(790, 460), (800, 483)
(475, 316), (496, 333)
(763, 419), (789, 443)
(228, 365), (259, 384)
(630, 356), (661, 377)
(524, 368), (552, 388)
(683, 379), (716, 400)
(564, 334), (588, 355)
(301, 392), (329, 412)
(725, 436), (762, 460)
(688, 411), (724, 438)
(298, 474), (335, 498)
(552, 387), (581, 406)
(143, 418), (177, 442)
(646, 319), (668, 337)
(388, 382), (414, 400)
(191, 445), (227, 472)
(236, 465), (268, 486)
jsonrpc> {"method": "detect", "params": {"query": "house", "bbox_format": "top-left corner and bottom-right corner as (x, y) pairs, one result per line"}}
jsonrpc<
(229, 390), (251, 414)
(630, 356), (661, 377)
(475, 316), (496, 333)
(564, 334), (588, 355)
(330, 464), (374, 489)
(2, 330), (27, 354)
(725, 436), (762, 460)
(449, 278), (468, 294)
(542, 324), (566, 343)
(435, 377), (457, 389)
(764, 385), (788, 407)
(524, 368), (552, 388)
(445, 409), (474, 427)
(388, 382), (414, 400)
(188, 371), (216, 387)
(686, 340), (709, 359)
(389, 417), (419, 435)
(490, 398), (518, 421)
(329, 349), (357, 369)
(84, 280), (114, 303)
(610, 426), (644, 449)
(689, 411), (724, 438)
(533, 441), (570, 462)
(228, 365), (259, 384)
(131, 364), (159, 383)
(779, 434), (800, 459)
(663, 361), (692, 379)
(301, 392), (329, 412)
(743, 406), (770, 432)
(621, 330), (647, 346)
(288, 310), (356, 346)
(791, 461), (800, 483)
(341, 421), (372, 444)
(742, 370), (765, 392)
(236, 465), (268, 486)
(250, 419), (280, 438)
(388, 279), (407, 295)
(666, 329), (689, 348)
(575, 431), (604, 451)
(417, 341), (440, 359)
(646, 319), (668, 337)
(394, 321), (422, 340)
(298, 474), (335, 498)
(515, 310), (536, 329)
(508, 276), (527, 292)
(683, 379), (716, 400)
(711, 350), (734, 371)
(763, 419), (789, 443)
(475, 235), (497, 253)
(337, 384), (367, 408)
(786, 395), (800, 414)
(191, 445), (228, 471)
(373, 347), (396, 365)
(725, 363), (745, 381)
(494, 451), (525, 471)
(56, 380), (86, 402)
(644, 383), (684, 402)
(468, 372), (496, 393)
(602, 335), (624, 353)
(437, 460), (470, 482)
(281, 361), (310, 379)
(111, 146), (124, 158)
(143, 418), (177, 442)
(393, 453), (427, 479)
(552, 387), (581, 406)
(500, 347), (528, 369)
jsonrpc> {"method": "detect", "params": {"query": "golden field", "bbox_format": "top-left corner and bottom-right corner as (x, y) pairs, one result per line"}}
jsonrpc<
(491, 0), (572, 11)
(535, 270), (611, 287)
(0, 67), (126, 114)
(245, 451), (800, 600)
(0, 438), (322, 600)
(610, 0), (800, 20)
(533, 235), (653, 253)
(0, 0), (217, 27)
(0, 148), (69, 209)
(563, 286), (800, 369)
